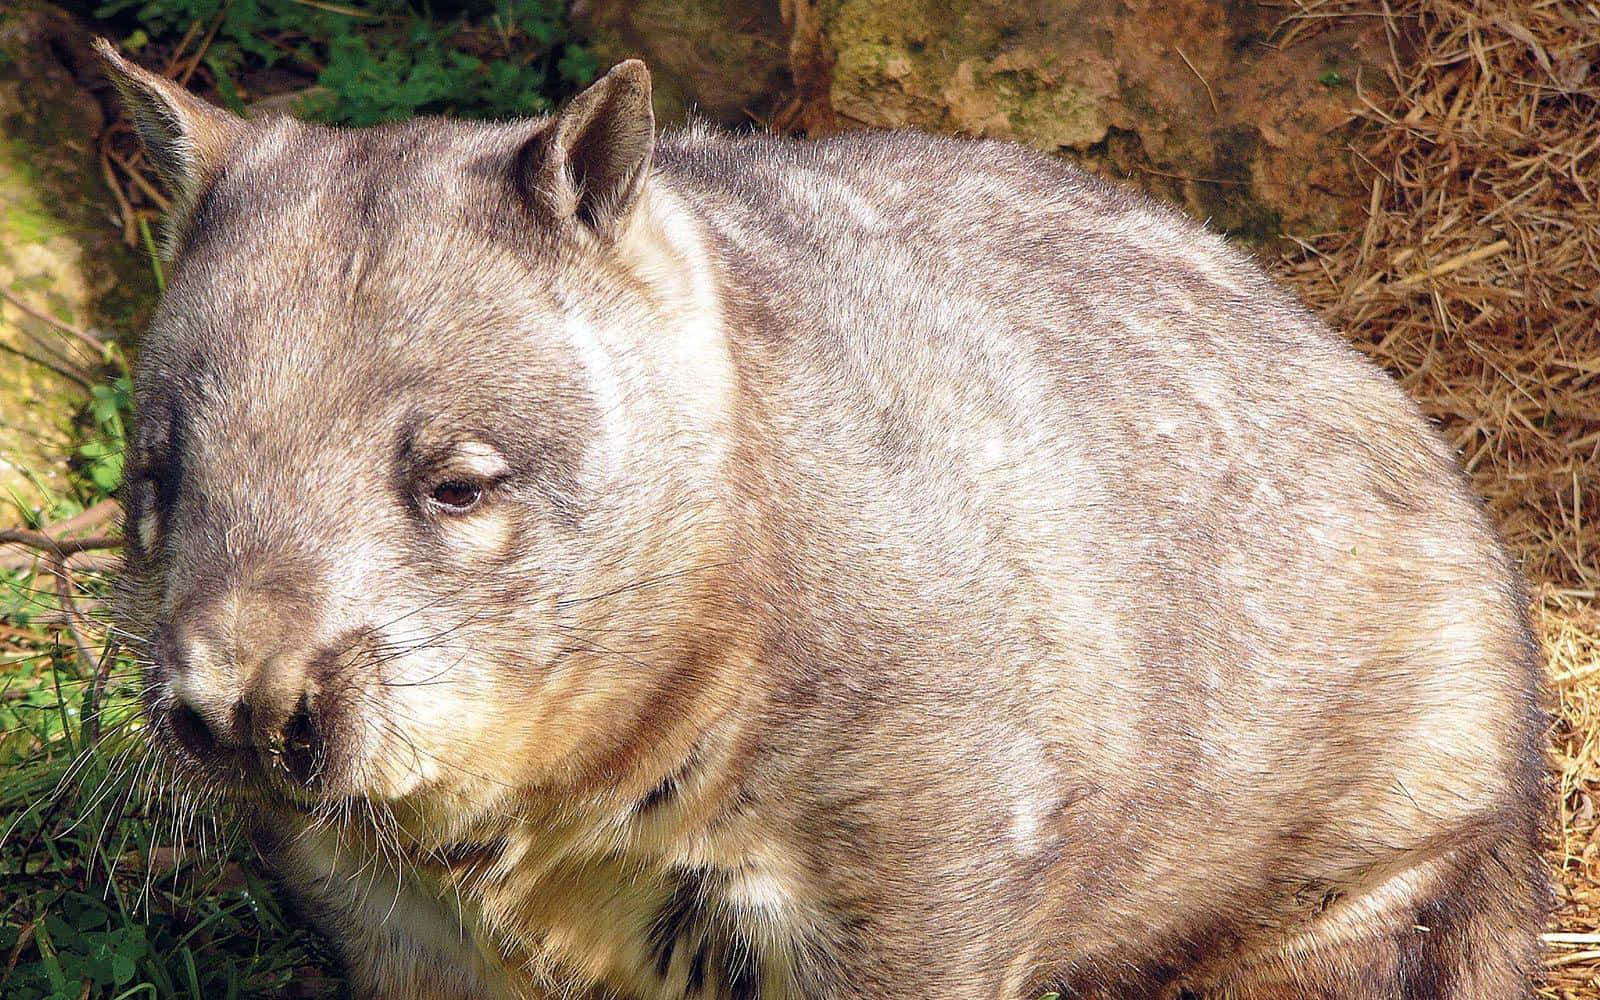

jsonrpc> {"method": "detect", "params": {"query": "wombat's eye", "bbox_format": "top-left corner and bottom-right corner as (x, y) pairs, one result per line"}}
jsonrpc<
(428, 480), (483, 514)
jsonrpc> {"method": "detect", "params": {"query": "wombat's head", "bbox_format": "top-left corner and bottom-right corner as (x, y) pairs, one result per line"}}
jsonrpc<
(98, 43), (740, 828)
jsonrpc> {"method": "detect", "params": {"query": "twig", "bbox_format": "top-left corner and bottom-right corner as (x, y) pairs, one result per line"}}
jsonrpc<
(98, 143), (140, 246)
(163, 19), (204, 77)
(1546, 949), (1600, 969)
(178, 13), (226, 88)
(108, 148), (173, 213)
(1135, 164), (1250, 186)
(0, 528), (122, 559)
(0, 503), (121, 573)
(45, 500), (120, 538)
(0, 287), (105, 352)
(0, 339), (92, 391)
(2, 921), (36, 984)
(288, 0), (384, 18)
(1393, 238), (1512, 287)
(48, 554), (101, 697)
(1175, 46), (1220, 114)
(81, 637), (120, 746)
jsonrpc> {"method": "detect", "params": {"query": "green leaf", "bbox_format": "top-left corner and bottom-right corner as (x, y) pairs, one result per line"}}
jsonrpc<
(112, 951), (137, 986)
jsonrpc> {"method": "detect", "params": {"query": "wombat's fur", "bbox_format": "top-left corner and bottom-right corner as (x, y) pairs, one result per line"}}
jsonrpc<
(100, 45), (1549, 1000)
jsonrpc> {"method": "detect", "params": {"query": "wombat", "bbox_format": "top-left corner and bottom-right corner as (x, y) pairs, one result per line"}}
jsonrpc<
(98, 42), (1549, 1000)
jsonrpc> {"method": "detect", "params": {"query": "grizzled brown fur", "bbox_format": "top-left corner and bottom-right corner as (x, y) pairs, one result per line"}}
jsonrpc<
(99, 41), (1548, 1000)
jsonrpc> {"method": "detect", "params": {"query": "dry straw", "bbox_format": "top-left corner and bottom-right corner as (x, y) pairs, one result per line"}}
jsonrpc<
(1277, 0), (1598, 993)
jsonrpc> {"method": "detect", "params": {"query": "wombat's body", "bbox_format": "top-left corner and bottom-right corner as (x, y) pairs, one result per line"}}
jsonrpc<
(101, 48), (1548, 1000)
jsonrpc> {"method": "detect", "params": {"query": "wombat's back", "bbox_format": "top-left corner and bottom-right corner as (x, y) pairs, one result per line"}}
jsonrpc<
(659, 127), (1548, 996)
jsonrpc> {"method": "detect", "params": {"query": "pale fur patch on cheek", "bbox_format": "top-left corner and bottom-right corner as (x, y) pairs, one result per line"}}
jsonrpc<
(362, 616), (530, 801)
(442, 507), (515, 556)
(359, 708), (437, 798)
(137, 506), (160, 553)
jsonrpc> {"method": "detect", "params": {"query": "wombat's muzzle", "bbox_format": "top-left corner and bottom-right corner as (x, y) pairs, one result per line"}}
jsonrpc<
(148, 601), (344, 791)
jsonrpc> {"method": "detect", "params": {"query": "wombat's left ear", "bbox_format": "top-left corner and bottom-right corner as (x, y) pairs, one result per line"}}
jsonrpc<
(517, 60), (654, 243)
(94, 38), (245, 229)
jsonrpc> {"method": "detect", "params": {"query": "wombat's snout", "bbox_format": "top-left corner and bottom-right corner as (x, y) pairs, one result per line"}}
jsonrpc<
(152, 613), (339, 789)
(164, 678), (320, 785)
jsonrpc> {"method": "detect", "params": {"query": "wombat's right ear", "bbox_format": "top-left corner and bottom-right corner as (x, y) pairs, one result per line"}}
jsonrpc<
(516, 60), (655, 244)
(94, 38), (244, 229)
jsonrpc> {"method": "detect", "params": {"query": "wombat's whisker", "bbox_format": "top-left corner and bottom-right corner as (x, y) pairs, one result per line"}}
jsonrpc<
(553, 560), (739, 610)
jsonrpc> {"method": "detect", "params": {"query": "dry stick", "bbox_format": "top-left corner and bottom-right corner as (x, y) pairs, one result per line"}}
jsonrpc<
(50, 500), (119, 539)
(0, 340), (92, 391)
(163, 19), (204, 77)
(0, 537), (114, 569)
(1174, 45), (1219, 115)
(1, 922), (36, 984)
(0, 512), (120, 566)
(0, 528), (122, 559)
(1393, 238), (1512, 286)
(288, 0), (384, 18)
(81, 637), (120, 747)
(178, 13), (226, 88)
(3, 522), (127, 754)
(1546, 949), (1600, 969)
(108, 148), (173, 213)
(48, 554), (101, 708)
(97, 140), (141, 246)
(0, 287), (105, 353)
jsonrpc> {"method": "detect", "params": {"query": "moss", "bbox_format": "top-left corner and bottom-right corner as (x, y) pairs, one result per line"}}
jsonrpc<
(0, 140), (72, 246)
(994, 64), (1109, 148)
(825, 0), (998, 90)
(0, 23), (155, 510)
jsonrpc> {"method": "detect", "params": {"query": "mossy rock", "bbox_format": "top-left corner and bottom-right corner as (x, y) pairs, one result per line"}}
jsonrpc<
(0, 2), (153, 517)
(791, 0), (1387, 246)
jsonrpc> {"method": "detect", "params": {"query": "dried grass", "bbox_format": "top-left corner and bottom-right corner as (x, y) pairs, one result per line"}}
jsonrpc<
(1276, 0), (1598, 991)
(1276, 0), (1599, 592)
(1546, 588), (1600, 996)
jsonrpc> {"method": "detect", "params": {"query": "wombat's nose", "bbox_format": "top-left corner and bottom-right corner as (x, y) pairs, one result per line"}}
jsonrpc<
(166, 695), (251, 753)
(166, 689), (321, 783)
(158, 617), (324, 783)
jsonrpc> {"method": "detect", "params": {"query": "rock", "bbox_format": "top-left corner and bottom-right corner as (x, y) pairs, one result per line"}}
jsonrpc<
(0, 3), (151, 515)
(784, 0), (1388, 242)
(571, 0), (791, 126)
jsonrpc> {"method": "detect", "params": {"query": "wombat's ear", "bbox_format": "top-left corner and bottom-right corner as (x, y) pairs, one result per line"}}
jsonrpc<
(94, 38), (244, 224)
(517, 60), (655, 243)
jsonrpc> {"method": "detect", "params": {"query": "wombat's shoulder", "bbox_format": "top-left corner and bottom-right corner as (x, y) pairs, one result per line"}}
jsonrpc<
(653, 123), (1280, 330)
(657, 122), (1151, 219)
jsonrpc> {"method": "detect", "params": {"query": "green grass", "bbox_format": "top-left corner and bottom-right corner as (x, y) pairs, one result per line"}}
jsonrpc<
(82, 0), (597, 126)
(1, 539), (346, 999)
(0, 660), (337, 999)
